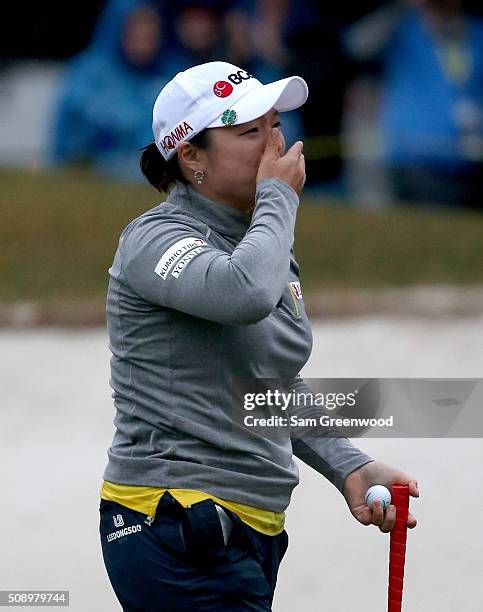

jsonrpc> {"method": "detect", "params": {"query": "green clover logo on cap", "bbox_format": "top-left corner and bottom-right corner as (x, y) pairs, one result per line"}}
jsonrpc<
(221, 109), (237, 126)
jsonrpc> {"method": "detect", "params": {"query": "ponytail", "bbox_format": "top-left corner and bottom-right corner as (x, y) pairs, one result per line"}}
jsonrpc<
(140, 130), (211, 193)
(140, 143), (180, 193)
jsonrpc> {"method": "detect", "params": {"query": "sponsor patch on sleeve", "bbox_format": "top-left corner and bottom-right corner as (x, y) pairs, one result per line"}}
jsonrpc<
(155, 237), (207, 280)
(171, 246), (205, 278)
(289, 281), (303, 300)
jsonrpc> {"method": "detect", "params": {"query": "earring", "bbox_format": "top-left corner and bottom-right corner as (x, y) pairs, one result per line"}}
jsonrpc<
(194, 170), (205, 185)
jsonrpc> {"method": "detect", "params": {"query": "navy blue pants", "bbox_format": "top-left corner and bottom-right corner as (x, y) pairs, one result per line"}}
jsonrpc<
(99, 491), (289, 611)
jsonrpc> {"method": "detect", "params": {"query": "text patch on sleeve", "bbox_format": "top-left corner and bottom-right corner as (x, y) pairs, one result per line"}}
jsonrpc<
(155, 237), (206, 280)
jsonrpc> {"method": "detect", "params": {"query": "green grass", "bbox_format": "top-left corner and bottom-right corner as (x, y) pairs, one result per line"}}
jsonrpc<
(296, 198), (483, 292)
(1, 167), (483, 303)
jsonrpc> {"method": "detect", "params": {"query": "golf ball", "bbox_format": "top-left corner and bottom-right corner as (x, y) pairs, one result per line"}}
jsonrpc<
(365, 485), (391, 510)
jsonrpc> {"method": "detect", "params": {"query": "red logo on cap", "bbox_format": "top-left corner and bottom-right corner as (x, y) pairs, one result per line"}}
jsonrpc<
(160, 121), (194, 155)
(162, 135), (176, 152)
(213, 81), (233, 98)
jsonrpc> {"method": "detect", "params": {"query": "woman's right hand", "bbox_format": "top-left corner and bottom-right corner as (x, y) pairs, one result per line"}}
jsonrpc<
(257, 128), (306, 195)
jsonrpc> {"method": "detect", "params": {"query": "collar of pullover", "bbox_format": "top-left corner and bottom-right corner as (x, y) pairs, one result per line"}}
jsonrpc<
(169, 180), (253, 238)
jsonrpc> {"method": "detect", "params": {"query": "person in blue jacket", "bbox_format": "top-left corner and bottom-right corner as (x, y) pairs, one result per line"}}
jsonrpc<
(344, 0), (483, 208)
(48, 0), (173, 181)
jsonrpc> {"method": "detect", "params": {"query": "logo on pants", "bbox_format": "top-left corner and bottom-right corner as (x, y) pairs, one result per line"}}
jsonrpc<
(113, 514), (124, 527)
(106, 524), (142, 542)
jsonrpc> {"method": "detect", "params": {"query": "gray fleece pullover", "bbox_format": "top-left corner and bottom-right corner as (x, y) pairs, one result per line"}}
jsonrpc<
(102, 177), (373, 512)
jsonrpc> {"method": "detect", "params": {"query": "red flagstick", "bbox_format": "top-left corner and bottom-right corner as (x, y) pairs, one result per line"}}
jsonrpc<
(388, 485), (410, 612)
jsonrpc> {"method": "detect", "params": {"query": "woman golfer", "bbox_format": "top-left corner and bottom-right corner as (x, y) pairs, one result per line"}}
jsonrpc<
(99, 61), (419, 611)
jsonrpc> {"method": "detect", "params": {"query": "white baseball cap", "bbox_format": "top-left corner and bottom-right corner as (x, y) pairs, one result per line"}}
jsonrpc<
(152, 61), (308, 161)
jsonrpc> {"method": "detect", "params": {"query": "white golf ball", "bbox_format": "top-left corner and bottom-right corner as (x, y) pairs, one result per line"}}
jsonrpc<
(365, 485), (391, 510)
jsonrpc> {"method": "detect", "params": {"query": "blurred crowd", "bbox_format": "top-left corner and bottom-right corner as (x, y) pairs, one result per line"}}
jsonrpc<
(39, 0), (483, 208)
(47, 0), (320, 181)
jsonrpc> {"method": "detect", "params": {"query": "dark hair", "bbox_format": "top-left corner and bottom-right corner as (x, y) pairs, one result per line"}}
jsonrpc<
(140, 130), (211, 193)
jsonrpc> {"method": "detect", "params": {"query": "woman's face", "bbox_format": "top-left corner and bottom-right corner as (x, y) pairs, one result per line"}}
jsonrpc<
(198, 109), (284, 211)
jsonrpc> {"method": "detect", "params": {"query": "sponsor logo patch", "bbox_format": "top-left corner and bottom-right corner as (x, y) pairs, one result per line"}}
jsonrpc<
(213, 80), (233, 98)
(106, 524), (142, 543)
(227, 70), (253, 85)
(155, 237), (206, 280)
(160, 121), (194, 155)
(221, 109), (237, 126)
(213, 71), (253, 99)
(289, 281), (303, 300)
(113, 514), (124, 527)
(171, 246), (205, 278)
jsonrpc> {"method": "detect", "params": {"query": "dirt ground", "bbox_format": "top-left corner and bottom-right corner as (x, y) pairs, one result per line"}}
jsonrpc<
(1, 317), (482, 611)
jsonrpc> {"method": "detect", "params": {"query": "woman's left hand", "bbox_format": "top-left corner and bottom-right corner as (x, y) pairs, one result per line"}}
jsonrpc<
(342, 460), (419, 533)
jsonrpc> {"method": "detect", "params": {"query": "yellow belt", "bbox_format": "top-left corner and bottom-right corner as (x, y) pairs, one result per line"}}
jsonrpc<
(100, 480), (285, 536)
